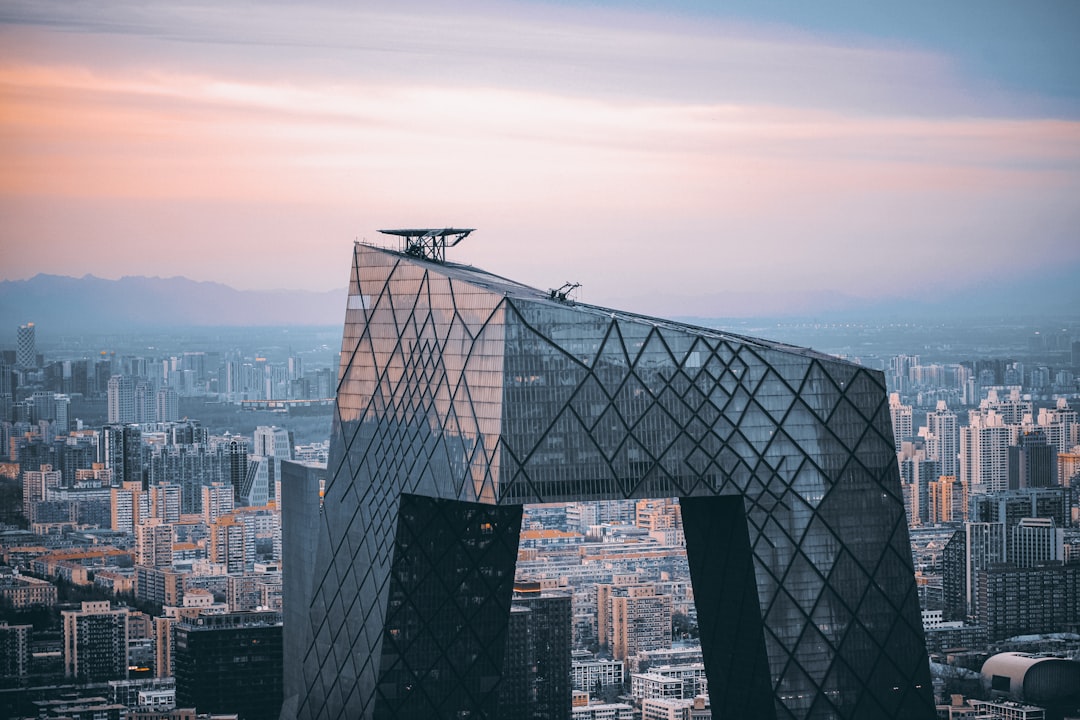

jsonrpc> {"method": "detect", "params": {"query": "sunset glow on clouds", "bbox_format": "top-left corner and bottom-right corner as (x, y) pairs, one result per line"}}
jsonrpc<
(1, 1), (1078, 315)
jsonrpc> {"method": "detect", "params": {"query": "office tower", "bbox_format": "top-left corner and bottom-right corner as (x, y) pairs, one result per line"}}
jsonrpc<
(498, 590), (572, 720)
(136, 519), (174, 569)
(499, 605), (534, 719)
(925, 401), (959, 479)
(22, 463), (61, 517)
(253, 425), (293, 504)
(1011, 517), (1064, 568)
(241, 455), (274, 506)
(960, 411), (1015, 494)
(62, 601), (129, 682)
(889, 393), (913, 450)
(174, 611), (283, 720)
(108, 375), (136, 424)
(283, 239), (933, 720)
(16, 322), (36, 368)
(1008, 431), (1056, 489)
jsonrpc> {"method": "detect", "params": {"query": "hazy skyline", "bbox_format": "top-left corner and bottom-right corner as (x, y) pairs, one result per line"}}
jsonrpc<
(2, 0), (1079, 317)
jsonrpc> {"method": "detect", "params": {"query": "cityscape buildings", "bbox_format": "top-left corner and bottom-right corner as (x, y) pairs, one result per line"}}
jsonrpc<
(283, 239), (934, 720)
(2, 279), (1080, 719)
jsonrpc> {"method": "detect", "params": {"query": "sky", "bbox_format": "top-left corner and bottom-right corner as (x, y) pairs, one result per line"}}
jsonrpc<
(1, 0), (1079, 317)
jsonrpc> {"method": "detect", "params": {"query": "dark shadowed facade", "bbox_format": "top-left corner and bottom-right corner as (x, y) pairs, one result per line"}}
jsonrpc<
(283, 241), (934, 719)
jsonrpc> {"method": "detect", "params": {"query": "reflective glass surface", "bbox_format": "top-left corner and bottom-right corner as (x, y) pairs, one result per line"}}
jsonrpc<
(285, 244), (934, 720)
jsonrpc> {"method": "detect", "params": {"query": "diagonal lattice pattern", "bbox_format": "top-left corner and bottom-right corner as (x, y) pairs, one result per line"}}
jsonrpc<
(284, 243), (935, 720)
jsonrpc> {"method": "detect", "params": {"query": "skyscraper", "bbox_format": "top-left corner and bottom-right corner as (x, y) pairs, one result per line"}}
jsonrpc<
(889, 393), (913, 450)
(1008, 430), (1056, 489)
(107, 375), (136, 424)
(174, 610), (283, 720)
(283, 238), (933, 720)
(925, 400), (959, 479)
(16, 322), (36, 369)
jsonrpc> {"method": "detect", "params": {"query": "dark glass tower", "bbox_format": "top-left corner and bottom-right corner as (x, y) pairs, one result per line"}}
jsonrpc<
(175, 610), (283, 720)
(283, 241), (934, 719)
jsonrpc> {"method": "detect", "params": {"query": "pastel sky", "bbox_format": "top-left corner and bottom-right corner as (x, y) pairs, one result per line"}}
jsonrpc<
(1, 0), (1078, 316)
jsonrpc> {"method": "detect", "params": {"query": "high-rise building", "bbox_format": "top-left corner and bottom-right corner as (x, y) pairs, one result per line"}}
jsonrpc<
(969, 487), (1069, 560)
(283, 239), (933, 720)
(202, 482), (235, 525)
(498, 589), (573, 719)
(135, 380), (156, 423)
(22, 463), (61, 517)
(100, 424), (144, 486)
(924, 401), (959, 479)
(62, 601), (129, 682)
(603, 584), (673, 662)
(135, 519), (174, 569)
(108, 376), (137, 424)
(960, 411), (1015, 494)
(149, 482), (182, 523)
(16, 322), (36, 369)
(964, 522), (1007, 619)
(213, 435), (249, 504)
(928, 476), (966, 524)
(0, 621), (32, 681)
(156, 386), (179, 423)
(174, 610), (283, 720)
(1059, 449), (1080, 488)
(252, 425), (293, 505)
(977, 563), (1080, 641)
(1035, 398), (1076, 455)
(1007, 431), (1056, 489)
(889, 393), (913, 451)
(111, 481), (148, 533)
(210, 515), (247, 573)
(1011, 517), (1064, 568)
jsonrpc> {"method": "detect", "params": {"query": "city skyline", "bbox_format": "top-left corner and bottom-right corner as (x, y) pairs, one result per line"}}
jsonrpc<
(2, 1), (1079, 318)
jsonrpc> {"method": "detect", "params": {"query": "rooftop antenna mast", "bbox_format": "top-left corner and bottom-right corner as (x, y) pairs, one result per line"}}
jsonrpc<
(549, 281), (581, 302)
(378, 228), (475, 263)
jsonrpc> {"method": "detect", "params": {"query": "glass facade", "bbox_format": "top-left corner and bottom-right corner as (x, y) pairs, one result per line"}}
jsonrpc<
(283, 243), (934, 719)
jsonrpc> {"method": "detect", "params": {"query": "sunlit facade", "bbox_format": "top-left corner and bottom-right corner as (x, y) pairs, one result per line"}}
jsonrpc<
(283, 242), (934, 719)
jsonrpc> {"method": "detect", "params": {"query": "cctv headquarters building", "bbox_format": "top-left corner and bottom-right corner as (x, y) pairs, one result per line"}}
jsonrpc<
(282, 232), (934, 719)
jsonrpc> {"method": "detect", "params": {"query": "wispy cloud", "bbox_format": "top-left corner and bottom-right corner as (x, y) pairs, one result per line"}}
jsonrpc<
(1, 1), (1078, 311)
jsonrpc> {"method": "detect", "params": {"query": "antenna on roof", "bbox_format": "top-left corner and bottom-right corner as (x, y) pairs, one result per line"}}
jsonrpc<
(549, 282), (581, 302)
(377, 228), (474, 263)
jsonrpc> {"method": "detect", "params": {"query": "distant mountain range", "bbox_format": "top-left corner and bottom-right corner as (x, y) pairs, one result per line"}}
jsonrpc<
(1, 265), (1077, 336)
(0, 274), (348, 334)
